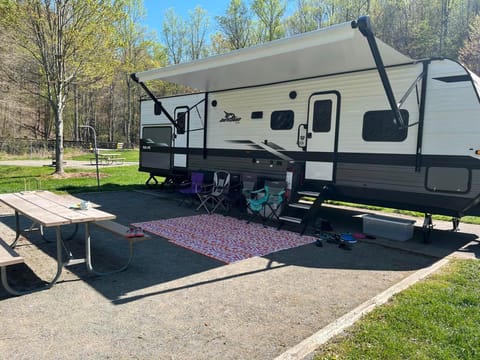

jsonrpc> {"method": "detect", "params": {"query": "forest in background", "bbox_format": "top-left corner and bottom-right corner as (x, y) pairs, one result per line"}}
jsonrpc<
(0, 0), (479, 172)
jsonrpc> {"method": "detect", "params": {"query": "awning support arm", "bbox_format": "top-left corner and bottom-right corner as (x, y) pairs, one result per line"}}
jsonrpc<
(130, 73), (179, 131)
(398, 71), (424, 109)
(352, 16), (406, 129)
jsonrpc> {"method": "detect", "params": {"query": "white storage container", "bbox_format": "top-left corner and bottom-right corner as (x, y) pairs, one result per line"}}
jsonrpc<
(362, 214), (415, 241)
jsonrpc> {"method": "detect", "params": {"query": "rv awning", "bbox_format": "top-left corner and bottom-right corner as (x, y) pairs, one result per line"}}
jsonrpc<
(134, 21), (413, 92)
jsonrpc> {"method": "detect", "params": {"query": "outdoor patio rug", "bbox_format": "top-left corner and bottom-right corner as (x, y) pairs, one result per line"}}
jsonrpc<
(133, 214), (316, 263)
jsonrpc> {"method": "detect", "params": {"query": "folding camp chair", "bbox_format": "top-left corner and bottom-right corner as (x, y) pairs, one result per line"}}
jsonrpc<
(223, 173), (244, 215)
(246, 185), (270, 225)
(197, 171), (231, 214)
(241, 173), (258, 200)
(264, 180), (286, 222)
(177, 172), (205, 207)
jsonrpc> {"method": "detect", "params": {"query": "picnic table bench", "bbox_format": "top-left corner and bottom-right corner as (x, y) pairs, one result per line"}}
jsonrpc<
(90, 153), (125, 165)
(0, 238), (25, 296)
(92, 220), (151, 274)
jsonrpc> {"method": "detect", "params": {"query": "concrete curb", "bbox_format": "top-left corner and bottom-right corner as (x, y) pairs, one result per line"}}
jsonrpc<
(274, 257), (451, 360)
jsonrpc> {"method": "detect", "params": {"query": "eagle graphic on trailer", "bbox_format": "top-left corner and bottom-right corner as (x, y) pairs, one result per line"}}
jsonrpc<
(132, 16), (480, 232)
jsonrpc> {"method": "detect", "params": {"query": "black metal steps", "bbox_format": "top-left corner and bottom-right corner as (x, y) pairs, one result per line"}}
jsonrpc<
(277, 189), (327, 234)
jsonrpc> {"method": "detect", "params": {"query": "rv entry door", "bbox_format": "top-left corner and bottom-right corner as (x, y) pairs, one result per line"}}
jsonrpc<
(173, 106), (189, 168)
(305, 92), (339, 182)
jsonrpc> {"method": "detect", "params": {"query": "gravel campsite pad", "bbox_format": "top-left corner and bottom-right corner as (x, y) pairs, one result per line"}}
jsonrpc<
(0, 190), (477, 360)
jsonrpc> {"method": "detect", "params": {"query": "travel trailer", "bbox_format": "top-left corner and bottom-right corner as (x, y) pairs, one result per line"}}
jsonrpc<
(131, 16), (480, 232)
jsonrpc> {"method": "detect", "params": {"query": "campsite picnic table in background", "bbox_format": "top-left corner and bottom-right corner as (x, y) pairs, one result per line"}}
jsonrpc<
(90, 152), (125, 165)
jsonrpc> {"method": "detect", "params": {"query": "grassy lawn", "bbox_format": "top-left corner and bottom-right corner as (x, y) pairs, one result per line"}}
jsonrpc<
(0, 164), (153, 194)
(0, 149), (164, 193)
(328, 201), (480, 225)
(315, 259), (480, 360)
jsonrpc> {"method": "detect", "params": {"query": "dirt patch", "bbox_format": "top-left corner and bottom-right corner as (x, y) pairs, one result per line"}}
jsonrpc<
(46, 171), (108, 179)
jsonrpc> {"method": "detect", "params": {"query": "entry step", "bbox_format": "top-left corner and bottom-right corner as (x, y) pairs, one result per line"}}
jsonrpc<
(288, 202), (312, 210)
(297, 191), (320, 197)
(279, 216), (303, 224)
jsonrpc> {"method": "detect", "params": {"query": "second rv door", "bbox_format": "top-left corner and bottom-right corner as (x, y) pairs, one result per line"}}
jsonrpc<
(305, 92), (339, 182)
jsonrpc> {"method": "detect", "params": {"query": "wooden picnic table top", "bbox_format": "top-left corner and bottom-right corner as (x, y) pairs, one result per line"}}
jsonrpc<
(99, 153), (121, 157)
(0, 191), (115, 227)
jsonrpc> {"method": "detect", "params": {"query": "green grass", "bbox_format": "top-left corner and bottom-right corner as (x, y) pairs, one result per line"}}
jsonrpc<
(315, 259), (480, 360)
(0, 164), (156, 194)
(0, 149), (161, 194)
(328, 201), (480, 225)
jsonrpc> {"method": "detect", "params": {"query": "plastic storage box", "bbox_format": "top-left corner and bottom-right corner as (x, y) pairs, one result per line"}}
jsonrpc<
(362, 214), (415, 241)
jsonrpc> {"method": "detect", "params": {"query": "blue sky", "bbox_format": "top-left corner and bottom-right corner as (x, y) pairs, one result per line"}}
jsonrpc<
(142, 0), (228, 39)
(142, 0), (296, 41)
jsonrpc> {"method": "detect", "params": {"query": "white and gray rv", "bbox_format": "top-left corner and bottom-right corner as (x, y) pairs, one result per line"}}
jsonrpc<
(132, 16), (480, 231)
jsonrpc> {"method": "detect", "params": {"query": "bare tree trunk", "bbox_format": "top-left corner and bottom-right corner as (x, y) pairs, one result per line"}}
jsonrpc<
(54, 107), (64, 174)
(126, 75), (132, 143)
(74, 84), (79, 141)
(109, 84), (114, 142)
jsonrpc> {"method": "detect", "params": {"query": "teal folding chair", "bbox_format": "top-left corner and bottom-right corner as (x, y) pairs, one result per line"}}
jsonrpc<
(264, 181), (286, 222)
(246, 185), (270, 225)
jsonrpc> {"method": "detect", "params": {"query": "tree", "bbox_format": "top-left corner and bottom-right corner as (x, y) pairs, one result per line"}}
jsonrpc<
(251, 0), (287, 42)
(459, 14), (480, 75)
(216, 0), (252, 49)
(209, 32), (233, 55)
(162, 8), (187, 64)
(116, 0), (167, 144)
(285, 0), (325, 35)
(0, 0), (122, 174)
(186, 6), (210, 60)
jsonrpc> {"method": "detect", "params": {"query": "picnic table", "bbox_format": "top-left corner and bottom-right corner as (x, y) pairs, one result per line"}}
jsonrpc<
(0, 191), (117, 295)
(90, 152), (125, 165)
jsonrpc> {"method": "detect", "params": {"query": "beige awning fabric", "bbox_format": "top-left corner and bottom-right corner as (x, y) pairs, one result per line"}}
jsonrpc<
(134, 21), (413, 92)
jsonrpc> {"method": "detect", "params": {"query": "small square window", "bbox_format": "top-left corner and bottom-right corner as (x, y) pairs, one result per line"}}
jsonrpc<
(271, 110), (294, 130)
(362, 110), (409, 141)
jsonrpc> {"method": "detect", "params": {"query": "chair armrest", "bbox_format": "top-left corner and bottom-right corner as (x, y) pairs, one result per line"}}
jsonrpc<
(198, 182), (214, 194)
(229, 182), (242, 190)
(250, 187), (266, 195)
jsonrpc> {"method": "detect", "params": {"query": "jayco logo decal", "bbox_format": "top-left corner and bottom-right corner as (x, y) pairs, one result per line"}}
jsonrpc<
(219, 111), (241, 123)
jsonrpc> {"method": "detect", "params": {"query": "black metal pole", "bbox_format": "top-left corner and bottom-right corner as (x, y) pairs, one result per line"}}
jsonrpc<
(80, 125), (100, 191)
(352, 16), (406, 129)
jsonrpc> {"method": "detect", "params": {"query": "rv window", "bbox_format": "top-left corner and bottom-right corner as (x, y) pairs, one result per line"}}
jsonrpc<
(362, 110), (409, 141)
(271, 110), (294, 130)
(312, 100), (332, 132)
(142, 126), (172, 146)
(176, 111), (186, 134)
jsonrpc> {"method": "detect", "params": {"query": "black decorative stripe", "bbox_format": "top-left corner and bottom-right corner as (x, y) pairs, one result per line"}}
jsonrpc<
(226, 140), (255, 144)
(433, 75), (470, 83)
(141, 147), (480, 169)
(265, 141), (284, 150)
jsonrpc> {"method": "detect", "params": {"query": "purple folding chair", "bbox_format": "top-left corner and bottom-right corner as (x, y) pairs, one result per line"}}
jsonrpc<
(178, 172), (205, 207)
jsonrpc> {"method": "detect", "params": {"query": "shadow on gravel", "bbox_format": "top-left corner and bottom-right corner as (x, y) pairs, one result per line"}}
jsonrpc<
(1, 189), (478, 302)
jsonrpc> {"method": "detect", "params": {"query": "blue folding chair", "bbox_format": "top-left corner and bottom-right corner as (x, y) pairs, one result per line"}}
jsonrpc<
(246, 185), (270, 225)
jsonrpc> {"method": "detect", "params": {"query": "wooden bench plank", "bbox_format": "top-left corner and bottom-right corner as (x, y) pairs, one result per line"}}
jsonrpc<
(93, 220), (150, 243)
(112, 158), (125, 165)
(0, 239), (24, 267)
(0, 193), (70, 226)
(0, 192), (115, 226)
